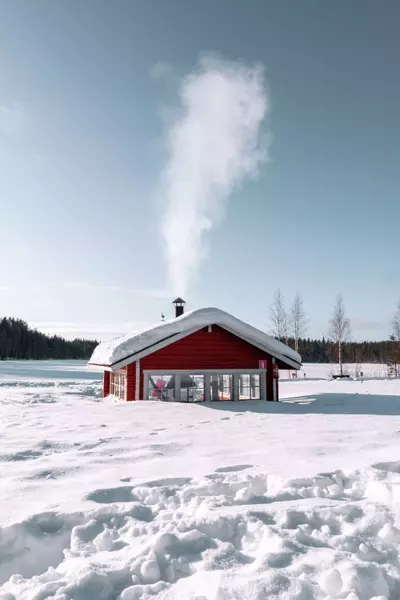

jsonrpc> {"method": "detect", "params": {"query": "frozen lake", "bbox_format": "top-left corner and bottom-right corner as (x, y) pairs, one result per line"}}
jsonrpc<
(0, 359), (103, 382)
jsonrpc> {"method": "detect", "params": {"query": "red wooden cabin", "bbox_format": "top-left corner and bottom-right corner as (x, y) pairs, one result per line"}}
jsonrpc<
(89, 299), (301, 402)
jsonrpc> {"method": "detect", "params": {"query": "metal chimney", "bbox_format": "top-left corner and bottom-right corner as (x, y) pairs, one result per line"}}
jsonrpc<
(172, 297), (186, 318)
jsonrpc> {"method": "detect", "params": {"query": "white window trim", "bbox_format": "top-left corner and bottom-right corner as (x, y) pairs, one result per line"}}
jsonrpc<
(272, 357), (277, 402)
(135, 360), (140, 401)
(175, 373), (181, 403)
(110, 370), (127, 400)
(260, 369), (267, 401)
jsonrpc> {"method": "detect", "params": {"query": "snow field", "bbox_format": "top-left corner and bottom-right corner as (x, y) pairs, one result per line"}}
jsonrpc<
(280, 364), (391, 381)
(1, 464), (400, 599)
(0, 363), (400, 599)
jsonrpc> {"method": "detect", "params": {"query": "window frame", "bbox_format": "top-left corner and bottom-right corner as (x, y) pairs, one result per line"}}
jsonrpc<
(110, 369), (127, 400)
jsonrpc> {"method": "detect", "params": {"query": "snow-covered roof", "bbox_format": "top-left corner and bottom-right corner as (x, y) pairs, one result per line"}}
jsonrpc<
(88, 307), (302, 370)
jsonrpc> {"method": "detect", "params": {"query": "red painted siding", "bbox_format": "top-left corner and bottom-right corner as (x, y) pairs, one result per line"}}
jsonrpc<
(126, 362), (136, 402)
(141, 325), (271, 370)
(103, 371), (110, 397)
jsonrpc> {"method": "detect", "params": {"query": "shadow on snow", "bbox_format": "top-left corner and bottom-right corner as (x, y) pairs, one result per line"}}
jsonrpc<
(194, 394), (400, 416)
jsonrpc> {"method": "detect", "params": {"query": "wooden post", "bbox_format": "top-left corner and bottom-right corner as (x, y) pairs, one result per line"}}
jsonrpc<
(266, 356), (274, 401)
(136, 360), (141, 400)
(126, 363), (135, 401)
(103, 371), (110, 397)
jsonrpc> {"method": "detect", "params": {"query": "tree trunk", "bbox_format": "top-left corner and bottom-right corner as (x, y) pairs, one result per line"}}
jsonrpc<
(295, 338), (299, 353)
(339, 340), (343, 376)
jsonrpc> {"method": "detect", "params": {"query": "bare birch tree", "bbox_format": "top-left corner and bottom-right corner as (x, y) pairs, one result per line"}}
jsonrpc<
(392, 300), (400, 342)
(389, 300), (400, 375)
(291, 293), (307, 352)
(329, 294), (350, 376)
(270, 289), (288, 342)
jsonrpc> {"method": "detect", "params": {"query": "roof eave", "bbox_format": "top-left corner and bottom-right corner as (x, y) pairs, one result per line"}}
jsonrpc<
(88, 323), (302, 372)
(103, 326), (203, 371)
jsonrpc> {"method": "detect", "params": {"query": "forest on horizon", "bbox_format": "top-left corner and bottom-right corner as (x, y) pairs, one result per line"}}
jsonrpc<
(0, 317), (98, 360)
(0, 315), (399, 364)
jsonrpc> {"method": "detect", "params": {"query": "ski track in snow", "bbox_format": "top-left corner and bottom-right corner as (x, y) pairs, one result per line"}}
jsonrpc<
(0, 363), (400, 599)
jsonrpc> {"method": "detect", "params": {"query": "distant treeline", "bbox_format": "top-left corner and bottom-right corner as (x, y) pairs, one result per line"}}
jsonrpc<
(0, 315), (398, 364)
(289, 337), (398, 364)
(0, 317), (98, 360)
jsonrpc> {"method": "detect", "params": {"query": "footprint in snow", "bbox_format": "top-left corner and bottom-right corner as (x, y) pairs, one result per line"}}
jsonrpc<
(215, 464), (253, 473)
(143, 476), (192, 488)
(220, 416), (230, 421)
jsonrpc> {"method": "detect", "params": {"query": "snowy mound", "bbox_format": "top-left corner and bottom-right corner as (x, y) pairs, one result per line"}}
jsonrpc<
(89, 307), (302, 369)
(1, 465), (400, 599)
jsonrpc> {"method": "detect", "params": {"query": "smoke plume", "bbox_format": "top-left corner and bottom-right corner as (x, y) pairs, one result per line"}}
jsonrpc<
(160, 55), (269, 296)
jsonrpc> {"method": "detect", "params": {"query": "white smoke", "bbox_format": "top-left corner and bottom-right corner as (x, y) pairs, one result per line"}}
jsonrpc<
(160, 55), (269, 296)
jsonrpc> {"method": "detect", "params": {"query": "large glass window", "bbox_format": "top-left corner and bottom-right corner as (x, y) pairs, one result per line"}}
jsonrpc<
(180, 374), (205, 402)
(110, 371), (126, 400)
(148, 375), (175, 401)
(239, 374), (260, 400)
(145, 372), (262, 403)
(211, 374), (233, 401)
(250, 374), (261, 399)
(239, 374), (250, 400)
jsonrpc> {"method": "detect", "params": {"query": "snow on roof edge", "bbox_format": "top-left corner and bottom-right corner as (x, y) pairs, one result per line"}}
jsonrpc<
(88, 307), (302, 369)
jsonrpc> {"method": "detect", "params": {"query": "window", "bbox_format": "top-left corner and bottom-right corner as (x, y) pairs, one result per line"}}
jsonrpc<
(147, 375), (175, 401)
(239, 374), (250, 399)
(144, 371), (262, 403)
(180, 374), (205, 402)
(110, 371), (126, 400)
(211, 374), (233, 401)
(239, 374), (260, 400)
(250, 374), (261, 399)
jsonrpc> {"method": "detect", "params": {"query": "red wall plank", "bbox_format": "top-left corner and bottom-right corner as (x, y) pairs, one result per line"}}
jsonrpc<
(103, 371), (110, 397)
(141, 326), (271, 371)
(126, 362), (136, 402)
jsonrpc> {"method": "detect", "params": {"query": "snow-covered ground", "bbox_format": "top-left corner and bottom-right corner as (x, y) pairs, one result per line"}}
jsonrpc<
(281, 363), (390, 381)
(1, 362), (400, 599)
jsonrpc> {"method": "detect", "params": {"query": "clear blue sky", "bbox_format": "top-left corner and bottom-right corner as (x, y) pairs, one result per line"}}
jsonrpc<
(1, 0), (399, 341)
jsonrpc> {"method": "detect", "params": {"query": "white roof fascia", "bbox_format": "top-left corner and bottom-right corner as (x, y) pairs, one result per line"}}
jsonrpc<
(109, 326), (203, 371)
